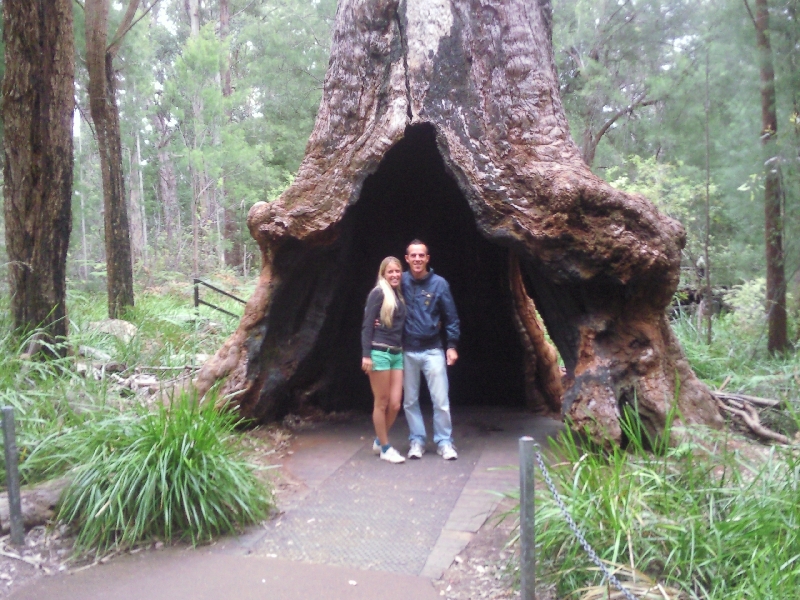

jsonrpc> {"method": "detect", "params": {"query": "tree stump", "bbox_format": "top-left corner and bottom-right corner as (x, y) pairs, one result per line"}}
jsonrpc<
(197, 0), (723, 445)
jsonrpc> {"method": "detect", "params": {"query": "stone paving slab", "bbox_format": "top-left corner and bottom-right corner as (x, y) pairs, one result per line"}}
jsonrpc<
(253, 408), (562, 579)
(253, 437), (480, 574)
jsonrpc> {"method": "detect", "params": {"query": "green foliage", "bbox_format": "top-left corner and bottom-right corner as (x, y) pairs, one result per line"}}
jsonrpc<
(533, 422), (800, 599)
(58, 396), (271, 555)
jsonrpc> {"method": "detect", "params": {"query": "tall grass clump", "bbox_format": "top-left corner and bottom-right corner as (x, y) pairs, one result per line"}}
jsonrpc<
(58, 397), (272, 555)
(533, 419), (800, 599)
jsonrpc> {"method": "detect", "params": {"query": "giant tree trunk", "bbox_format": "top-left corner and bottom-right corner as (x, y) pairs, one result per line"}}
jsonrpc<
(197, 0), (723, 445)
(752, 0), (788, 354)
(3, 0), (74, 345)
(85, 0), (140, 318)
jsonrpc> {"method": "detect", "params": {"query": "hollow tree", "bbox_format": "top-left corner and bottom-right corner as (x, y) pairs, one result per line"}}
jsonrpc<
(196, 0), (723, 445)
(3, 0), (74, 346)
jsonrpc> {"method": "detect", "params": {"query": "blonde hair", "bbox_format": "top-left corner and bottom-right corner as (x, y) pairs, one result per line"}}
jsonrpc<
(376, 256), (403, 327)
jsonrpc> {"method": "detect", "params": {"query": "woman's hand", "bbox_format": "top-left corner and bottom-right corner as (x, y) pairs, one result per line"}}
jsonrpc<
(362, 357), (373, 373)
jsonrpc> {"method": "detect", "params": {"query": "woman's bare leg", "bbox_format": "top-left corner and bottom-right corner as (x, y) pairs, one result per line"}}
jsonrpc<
(369, 370), (391, 445)
(385, 368), (403, 434)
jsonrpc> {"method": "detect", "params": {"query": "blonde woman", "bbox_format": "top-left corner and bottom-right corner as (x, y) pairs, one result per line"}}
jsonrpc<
(361, 257), (407, 464)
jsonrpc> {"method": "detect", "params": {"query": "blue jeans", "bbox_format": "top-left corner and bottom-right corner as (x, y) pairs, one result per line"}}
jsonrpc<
(403, 348), (453, 446)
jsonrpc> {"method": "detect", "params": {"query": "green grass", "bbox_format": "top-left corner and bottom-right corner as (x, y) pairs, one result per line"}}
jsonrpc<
(0, 280), (271, 555)
(519, 312), (800, 599)
(57, 396), (272, 555)
(529, 415), (800, 599)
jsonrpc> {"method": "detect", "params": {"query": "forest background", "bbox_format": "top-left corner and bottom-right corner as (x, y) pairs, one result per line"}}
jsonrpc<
(0, 0), (799, 348)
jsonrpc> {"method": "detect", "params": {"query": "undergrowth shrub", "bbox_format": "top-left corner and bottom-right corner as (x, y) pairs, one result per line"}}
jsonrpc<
(58, 397), (272, 555)
(533, 423), (800, 599)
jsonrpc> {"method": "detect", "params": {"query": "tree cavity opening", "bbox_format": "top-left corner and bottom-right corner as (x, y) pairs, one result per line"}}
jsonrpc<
(317, 124), (530, 412)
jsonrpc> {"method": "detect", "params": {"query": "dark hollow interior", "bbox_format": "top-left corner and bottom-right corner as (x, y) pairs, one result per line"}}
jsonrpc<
(312, 124), (529, 412)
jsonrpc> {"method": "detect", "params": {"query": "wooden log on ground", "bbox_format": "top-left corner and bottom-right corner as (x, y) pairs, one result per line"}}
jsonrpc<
(0, 478), (69, 534)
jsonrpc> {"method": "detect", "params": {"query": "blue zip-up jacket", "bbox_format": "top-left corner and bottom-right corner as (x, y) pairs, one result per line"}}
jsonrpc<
(401, 269), (460, 351)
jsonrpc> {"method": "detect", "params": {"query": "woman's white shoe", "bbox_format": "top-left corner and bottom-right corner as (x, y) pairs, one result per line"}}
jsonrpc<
(380, 446), (406, 464)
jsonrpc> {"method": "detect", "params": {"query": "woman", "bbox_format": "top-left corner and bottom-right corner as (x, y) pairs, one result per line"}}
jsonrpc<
(361, 256), (407, 464)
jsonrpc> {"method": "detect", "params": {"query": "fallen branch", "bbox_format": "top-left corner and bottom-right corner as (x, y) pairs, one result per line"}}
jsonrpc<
(716, 399), (790, 445)
(713, 391), (781, 408)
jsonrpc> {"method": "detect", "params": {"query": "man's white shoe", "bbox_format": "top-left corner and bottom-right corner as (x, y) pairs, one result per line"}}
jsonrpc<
(437, 443), (458, 460)
(380, 446), (406, 464)
(407, 440), (425, 459)
(372, 439), (381, 454)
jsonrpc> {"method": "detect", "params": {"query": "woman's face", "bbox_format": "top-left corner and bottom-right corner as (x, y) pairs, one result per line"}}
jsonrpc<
(384, 263), (402, 289)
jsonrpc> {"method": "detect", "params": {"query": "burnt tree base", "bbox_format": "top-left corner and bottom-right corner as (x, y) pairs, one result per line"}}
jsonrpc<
(197, 0), (723, 446)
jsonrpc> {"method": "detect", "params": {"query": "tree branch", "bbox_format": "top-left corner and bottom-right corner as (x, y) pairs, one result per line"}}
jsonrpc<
(592, 93), (659, 148)
(742, 0), (758, 30)
(108, 0), (165, 57)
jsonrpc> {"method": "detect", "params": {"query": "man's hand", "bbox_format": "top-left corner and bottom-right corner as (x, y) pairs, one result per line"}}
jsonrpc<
(446, 348), (458, 366)
(362, 357), (373, 373)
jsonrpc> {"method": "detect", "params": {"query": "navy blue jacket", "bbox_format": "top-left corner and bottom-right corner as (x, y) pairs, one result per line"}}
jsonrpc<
(401, 269), (460, 351)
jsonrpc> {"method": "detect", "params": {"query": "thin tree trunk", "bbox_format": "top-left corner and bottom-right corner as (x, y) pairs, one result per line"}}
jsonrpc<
(220, 0), (243, 271)
(186, 0), (204, 274)
(85, 0), (141, 318)
(154, 113), (179, 248)
(128, 146), (145, 262)
(703, 50), (713, 345)
(2, 0), (74, 345)
(136, 131), (148, 265)
(78, 123), (89, 281)
(750, 0), (787, 353)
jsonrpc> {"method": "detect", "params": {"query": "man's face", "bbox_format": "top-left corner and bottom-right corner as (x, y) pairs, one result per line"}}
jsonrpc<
(405, 244), (430, 279)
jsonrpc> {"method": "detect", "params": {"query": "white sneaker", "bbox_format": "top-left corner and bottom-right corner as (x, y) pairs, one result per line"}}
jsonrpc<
(407, 440), (425, 459)
(380, 446), (406, 464)
(437, 443), (458, 460)
(372, 439), (381, 454)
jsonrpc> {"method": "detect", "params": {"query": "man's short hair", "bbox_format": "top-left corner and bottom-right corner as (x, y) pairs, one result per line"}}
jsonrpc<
(406, 239), (429, 255)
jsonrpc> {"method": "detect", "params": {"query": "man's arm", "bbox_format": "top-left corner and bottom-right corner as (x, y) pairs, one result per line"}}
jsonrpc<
(439, 280), (460, 365)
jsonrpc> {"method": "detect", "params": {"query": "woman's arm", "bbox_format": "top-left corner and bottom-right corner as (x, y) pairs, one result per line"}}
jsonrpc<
(361, 288), (383, 358)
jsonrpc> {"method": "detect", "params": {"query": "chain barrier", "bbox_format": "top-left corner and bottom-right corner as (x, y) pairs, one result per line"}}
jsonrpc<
(531, 444), (639, 600)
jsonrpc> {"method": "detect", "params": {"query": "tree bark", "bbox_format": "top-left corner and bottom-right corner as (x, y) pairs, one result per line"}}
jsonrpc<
(220, 0), (244, 271)
(197, 0), (723, 446)
(3, 0), (74, 346)
(128, 147), (145, 262)
(751, 0), (788, 354)
(154, 112), (180, 250)
(85, 0), (140, 318)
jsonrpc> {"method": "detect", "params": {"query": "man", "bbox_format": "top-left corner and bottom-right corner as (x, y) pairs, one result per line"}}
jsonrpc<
(402, 240), (460, 460)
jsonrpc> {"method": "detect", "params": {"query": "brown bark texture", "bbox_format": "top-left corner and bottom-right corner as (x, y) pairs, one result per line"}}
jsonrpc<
(3, 0), (75, 344)
(754, 0), (788, 354)
(154, 112), (180, 248)
(85, 0), (138, 319)
(197, 0), (723, 445)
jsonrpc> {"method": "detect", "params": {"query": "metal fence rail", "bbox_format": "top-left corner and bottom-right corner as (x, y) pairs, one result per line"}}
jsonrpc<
(193, 278), (246, 319)
(519, 438), (638, 600)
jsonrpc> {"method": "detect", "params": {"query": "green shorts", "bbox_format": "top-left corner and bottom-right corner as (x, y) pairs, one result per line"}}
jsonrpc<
(370, 349), (404, 371)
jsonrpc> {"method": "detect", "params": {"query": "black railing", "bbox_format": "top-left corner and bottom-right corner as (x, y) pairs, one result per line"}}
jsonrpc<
(193, 278), (246, 319)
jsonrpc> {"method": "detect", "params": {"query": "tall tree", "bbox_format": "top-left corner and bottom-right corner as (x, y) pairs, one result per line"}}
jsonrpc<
(85, 0), (140, 318)
(745, 0), (788, 353)
(3, 0), (74, 344)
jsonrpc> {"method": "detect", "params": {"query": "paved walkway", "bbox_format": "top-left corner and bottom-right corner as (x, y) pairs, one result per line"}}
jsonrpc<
(9, 407), (561, 600)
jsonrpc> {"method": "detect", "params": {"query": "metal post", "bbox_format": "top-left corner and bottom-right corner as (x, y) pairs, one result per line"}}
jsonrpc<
(519, 436), (536, 600)
(2, 407), (25, 546)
